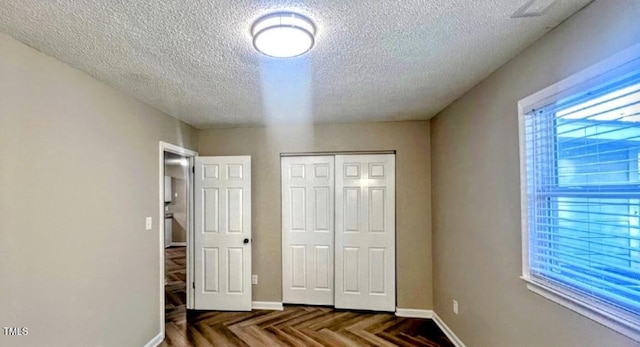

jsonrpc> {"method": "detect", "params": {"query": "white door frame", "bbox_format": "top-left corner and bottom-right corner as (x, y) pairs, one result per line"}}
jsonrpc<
(158, 141), (198, 340)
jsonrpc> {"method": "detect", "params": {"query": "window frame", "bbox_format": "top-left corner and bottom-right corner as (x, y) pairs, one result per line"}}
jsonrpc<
(518, 42), (640, 342)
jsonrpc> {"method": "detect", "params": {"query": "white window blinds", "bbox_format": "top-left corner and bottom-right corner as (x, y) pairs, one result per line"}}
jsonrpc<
(523, 71), (640, 321)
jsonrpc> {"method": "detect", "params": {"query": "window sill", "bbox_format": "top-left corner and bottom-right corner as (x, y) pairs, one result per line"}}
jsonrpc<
(521, 276), (640, 342)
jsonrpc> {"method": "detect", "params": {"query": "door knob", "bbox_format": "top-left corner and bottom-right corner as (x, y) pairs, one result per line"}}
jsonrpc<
(244, 238), (250, 244)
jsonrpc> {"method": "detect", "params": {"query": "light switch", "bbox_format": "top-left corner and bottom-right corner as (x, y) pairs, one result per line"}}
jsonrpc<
(145, 217), (152, 230)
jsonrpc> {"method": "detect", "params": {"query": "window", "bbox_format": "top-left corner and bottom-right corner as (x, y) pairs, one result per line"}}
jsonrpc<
(519, 46), (640, 341)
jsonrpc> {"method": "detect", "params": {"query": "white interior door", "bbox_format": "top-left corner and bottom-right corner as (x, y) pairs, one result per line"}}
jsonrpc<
(335, 154), (395, 311)
(282, 156), (335, 305)
(194, 156), (251, 310)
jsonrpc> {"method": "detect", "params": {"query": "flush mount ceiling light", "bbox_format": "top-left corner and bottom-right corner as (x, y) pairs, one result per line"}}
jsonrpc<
(252, 12), (316, 58)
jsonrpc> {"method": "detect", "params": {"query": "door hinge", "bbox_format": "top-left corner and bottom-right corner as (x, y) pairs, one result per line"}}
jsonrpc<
(192, 282), (195, 289)
(192, 166), (195, 173)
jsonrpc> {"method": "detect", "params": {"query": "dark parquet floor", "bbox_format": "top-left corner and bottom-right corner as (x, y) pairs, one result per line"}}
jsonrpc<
(161, 246), (454, 347)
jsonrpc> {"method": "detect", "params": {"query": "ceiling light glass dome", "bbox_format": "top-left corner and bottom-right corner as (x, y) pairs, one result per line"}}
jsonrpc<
(252, 12), (316, 58)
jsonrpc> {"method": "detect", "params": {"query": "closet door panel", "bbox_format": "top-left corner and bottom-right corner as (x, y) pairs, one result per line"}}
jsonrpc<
(282, 156), (335, 305)
(335, 154), (396, 311)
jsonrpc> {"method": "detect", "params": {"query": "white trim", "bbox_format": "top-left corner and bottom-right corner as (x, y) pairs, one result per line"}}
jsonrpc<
(186, 155), (196, 310)
(432, 311), (467, 347)
(142, 332), (163, 347)
(517, 97), (530, 276)
(170, 242), (187, 247)
(280, 150), (396, 157)
(395, 308), (433, 319)
(158, 142), (198, 343)
(251, 301), (284, 310)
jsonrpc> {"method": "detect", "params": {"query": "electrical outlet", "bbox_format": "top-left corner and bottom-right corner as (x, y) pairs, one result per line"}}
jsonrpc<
(145, 217), (152, 230)
(252, 275), (258, 285)
(453, 299), (459, 315)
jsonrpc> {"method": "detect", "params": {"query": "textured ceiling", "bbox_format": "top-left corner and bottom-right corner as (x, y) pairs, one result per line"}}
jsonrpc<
(0, 0), (593, 128)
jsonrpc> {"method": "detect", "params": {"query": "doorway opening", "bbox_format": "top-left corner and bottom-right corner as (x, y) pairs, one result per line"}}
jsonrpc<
(159, 142), (197, 341)
(164, 151), (189, 333)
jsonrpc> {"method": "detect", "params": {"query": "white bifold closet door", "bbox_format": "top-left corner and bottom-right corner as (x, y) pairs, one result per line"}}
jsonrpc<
(282, 156), (335, 305)
(335, 154), (395, 312)
(282, 154), (395, 311)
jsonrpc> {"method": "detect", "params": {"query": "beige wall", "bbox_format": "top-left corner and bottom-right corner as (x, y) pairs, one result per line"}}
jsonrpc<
(198, 121), (432, 309)
(165, 158), (188, 243)
(170, 178), (187, 242)
(0, 32), (197, 347)
(431, 1), (640, 346)
(164, 162), (187, 180)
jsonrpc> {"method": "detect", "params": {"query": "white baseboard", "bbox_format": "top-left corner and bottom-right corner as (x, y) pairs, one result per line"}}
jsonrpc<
(252, 301), (284, 310)
(395, 308), (434, 319)
(143, 332), (163, 347)
(432, 311), (466, 347)
(170, 242), (187, 247)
